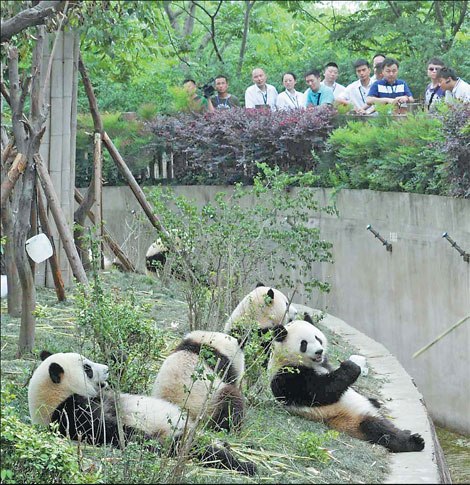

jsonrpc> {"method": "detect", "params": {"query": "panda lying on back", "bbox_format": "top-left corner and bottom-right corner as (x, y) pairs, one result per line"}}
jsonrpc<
(269, 315), (425, 453)
(28, 351), (256, 475)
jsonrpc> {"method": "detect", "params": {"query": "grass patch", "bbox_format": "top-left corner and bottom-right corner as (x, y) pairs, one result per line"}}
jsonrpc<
(1, 270), (389, 483)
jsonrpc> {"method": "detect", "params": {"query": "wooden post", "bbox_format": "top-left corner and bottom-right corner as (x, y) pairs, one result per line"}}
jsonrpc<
(35, 153), (88, 286)
(37, 184), (66, 301)
(74, 188), (136, 272)
(93, 132), (103, 267)
(0, 152), (26, 207)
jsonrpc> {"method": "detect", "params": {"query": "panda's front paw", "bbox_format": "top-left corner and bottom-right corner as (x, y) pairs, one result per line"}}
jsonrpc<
(340, 360), (361, 380)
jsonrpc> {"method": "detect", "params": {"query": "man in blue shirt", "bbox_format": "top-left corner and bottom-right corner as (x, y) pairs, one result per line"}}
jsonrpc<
(366, 58), (414, 107)
(304, 69), (334, 107)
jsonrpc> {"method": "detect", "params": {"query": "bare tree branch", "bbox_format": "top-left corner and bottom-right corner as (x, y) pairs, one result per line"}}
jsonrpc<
(193, 1), (224, 63)
(1, 1), (64, 42)
(238, 0), (255, 75)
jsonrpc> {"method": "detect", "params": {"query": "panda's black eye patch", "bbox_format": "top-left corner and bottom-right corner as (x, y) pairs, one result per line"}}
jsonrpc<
(315, 336), (323, 345)
(83, 363), (93, 379)
(300, 340), (308, 353)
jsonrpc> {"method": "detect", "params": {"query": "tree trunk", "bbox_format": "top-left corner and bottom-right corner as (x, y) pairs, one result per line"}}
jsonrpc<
(237, 0), (255, 75)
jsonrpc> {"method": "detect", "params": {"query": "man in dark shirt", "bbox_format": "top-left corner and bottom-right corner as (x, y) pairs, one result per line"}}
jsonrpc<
(209, 75), (240, 110)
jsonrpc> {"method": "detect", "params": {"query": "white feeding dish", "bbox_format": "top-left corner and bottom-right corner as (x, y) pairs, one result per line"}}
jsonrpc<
(25, 233), (53, 263)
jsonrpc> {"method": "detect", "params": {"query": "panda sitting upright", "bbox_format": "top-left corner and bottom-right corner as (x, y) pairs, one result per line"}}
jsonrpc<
(268, 314), (425, 453)
(28, 351), (255, 475)
(152, 331), (246, 432)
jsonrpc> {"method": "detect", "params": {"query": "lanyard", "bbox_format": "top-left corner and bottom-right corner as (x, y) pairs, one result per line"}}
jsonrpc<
(286, 91), (299, 108)
(261, 91), (268, 105)
(216, 96), (229, 108)
(312, 92), (322, 106)
(359, 86), (367, 104)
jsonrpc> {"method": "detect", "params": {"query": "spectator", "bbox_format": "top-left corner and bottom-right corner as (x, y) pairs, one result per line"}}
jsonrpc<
(340, 59), (376, 115)
(321, 62), (346, 100)
(370, 53), (386, 82)
(183, 79), (210, 112)
(366, 58), (414, 106)
(304, 69), (334, 107)
(437, 67), (470, 104)
(276, 72), (305, 110)
(209, 75), (240, 110)
(424, 58), (446, 111)
(245, 68), (278, 110)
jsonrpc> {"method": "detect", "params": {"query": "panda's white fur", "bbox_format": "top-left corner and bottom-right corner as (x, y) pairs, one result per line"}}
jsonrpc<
(28, 351), (256, 475)
(269, 316), (425, 452)
(224, 285), (298, 333)
(152, 331), (245, 431)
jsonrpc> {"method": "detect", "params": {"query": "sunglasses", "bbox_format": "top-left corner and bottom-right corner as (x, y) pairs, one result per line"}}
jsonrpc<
(428, 67), (440, 71)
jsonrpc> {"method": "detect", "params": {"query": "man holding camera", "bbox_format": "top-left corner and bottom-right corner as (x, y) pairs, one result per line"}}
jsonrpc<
(183, 79), (211, 112)
(209, 75), (240, 110)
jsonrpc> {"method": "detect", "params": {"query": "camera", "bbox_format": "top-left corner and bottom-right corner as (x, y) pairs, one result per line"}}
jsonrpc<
(201, 78), (215, 98)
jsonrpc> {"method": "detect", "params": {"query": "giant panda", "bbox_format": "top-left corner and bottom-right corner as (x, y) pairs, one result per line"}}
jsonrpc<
(268, 315), (425, 453)
(145, 239), (169, 276)
(28, 350), (255, 475)
(223, 284), (298, 365)
(152, 331), (245, 432)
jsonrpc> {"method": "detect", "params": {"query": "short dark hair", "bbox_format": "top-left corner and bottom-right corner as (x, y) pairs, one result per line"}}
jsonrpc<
(438, 67), (458, 81)
(282, 71), (297, 81)
(324, 62), (339, 70)
(182, 79), (196, 85)
(373, 53), (386, 61)
(427, 58), (445, 67)
(374, 62), (384, 75)
(305, 69), (321, 79)
(353, 59), (370, 69)
(382, 57), (399, 69)
(215, 74), (228, 82)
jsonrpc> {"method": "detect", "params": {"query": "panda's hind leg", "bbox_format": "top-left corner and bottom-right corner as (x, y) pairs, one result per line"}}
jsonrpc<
(210, 385), (245, 432)
(359, 416), (425, 452)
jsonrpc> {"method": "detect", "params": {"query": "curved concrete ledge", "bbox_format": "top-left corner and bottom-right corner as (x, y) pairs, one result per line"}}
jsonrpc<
(296, 304), (451, 484)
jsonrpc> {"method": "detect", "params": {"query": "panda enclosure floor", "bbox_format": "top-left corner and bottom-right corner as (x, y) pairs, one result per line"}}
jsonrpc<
(295, 304), (450, 484)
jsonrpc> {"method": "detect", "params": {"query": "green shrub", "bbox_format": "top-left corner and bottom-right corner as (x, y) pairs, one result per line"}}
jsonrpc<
(326, 111), (448, 194)
(1, 384), (101, 484)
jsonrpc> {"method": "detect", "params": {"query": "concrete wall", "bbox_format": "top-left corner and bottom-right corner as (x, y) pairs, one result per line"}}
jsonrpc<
(99, 186), (470, 434)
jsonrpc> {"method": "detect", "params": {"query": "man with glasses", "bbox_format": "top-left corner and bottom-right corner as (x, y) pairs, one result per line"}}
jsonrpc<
(424, 58), (445, 111)
(366, 58), (414, 106)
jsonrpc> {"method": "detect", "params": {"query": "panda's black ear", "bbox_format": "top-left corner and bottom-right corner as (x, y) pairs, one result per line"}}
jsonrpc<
(256, 282), (265, 288)
(49, 363), (64, 384)
(272, 325), (288, 342)
(303, 313), (314, 325)
(267, 288), (275, 300)
(40, 350), (53, 361)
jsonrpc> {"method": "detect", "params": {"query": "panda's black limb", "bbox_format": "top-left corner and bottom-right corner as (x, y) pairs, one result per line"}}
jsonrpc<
(210, 384), (245, 432)
(359, 416), (425, 452)
(196, 443), (257, 476)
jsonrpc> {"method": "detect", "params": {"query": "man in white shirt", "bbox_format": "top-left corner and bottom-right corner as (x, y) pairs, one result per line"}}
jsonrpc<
(437, 67), (470, 104)
(321, 62), (346, 100)
(245, 68), (278, 110)
(339, 59), (376, 115)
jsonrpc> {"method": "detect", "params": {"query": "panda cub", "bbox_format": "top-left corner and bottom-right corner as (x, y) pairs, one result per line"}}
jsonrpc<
(145, 239), (169, 276)
(152, 331), (245, 432)
(223, 284), (298, 363)
(269, 315), (425, 453)
(28, 351), (255, 475)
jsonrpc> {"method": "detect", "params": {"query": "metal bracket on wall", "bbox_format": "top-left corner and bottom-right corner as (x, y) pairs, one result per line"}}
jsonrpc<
(366, 224), (392, 252)
(442, 232), (470, 263)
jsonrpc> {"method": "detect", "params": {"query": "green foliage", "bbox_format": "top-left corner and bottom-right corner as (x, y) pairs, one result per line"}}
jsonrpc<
(74, 271), (166, 393)
(1, 383), (102, 484)
(297, 430), (339, 463)
(146, 164), (335, 330)
(326, 111), (448, 194)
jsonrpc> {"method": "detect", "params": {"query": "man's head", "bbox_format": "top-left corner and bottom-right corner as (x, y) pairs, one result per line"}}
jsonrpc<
(323, 62), (339, 85)
(282, 72), (297, 91)
(215, 75), (229, 95)
(183, 79), (197, 95)
(427, 58), (445, 82)
(437, 67), (458, 91)
(372, 54), (386, 68)
(381, 58), (400, 84)
(305, 69), (322, 92)
(353, 59), (371, 82)
(252, 68), (267, 89)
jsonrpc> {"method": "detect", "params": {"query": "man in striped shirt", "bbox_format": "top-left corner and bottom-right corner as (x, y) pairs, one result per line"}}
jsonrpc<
(366, 58), (414, 107)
